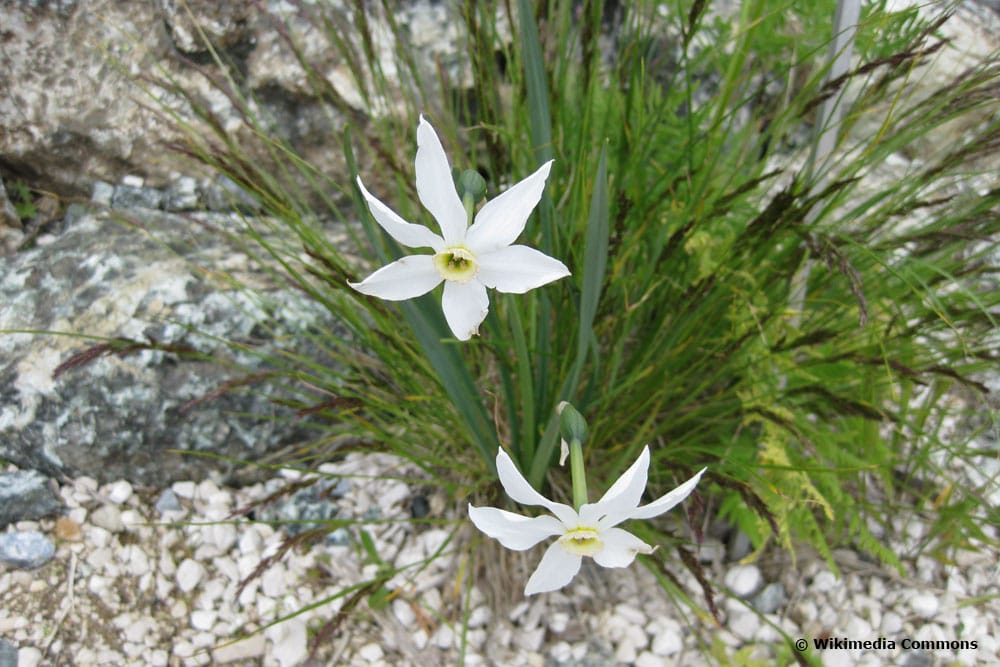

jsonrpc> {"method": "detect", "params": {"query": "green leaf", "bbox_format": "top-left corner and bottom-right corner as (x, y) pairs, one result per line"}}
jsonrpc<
(529, 145), (608, 488)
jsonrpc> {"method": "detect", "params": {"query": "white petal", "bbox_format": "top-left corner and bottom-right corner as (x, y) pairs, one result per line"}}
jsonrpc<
(580, 446), (650, 530)
(525, 541), (582, 596)
(592, 527), (653, 568)
(628, 467), (706, 520)
(349, 255), (442, 300)
(476, 245), (570, 294)
(356, 176), (444, 251)
(416, 116), (468, 246)
(495, 450), (579, 526)
(441, 279), (489, 341)
(468, 505), (564, 551)
(466, 160), (553, 254)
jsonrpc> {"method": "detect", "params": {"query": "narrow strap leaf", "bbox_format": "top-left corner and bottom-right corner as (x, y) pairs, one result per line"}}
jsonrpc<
(529, 145), (609, 488)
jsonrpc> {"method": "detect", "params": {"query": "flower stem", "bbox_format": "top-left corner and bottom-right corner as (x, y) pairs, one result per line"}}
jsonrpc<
(462, 191), (476, 226)
(569, 438), (588, 510)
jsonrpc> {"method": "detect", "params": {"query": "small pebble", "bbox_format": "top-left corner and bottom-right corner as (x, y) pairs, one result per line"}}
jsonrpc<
(0, 531), (55, 569)
(636, 652), (667, 667)
(0, 471), (62, 525)
(190, 610), (216, 631)
(751, 582), (786, 613)
(649, 620), (683, 656)
(175, 559), (205, 593)
(89, 505), (125, 533)
(172, 481), (196, 499)
(881, 610), (903, 635)
(104, 480), (133, 504)
(155, 489), (182, 514)
(267, 618), (308, 667)
(211, 634), (267, 663)
(727, 611), (760, 640)
(358, 643), (383, 661)
(811, 569), (838, 593)
(724, 564), (763, 598)
(17, 647), (43, 667)
(909, 592), (940, 619)
(54, 516), (83, 541)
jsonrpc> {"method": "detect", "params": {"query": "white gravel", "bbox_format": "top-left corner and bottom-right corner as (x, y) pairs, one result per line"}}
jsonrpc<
(1, 449), (998, 666)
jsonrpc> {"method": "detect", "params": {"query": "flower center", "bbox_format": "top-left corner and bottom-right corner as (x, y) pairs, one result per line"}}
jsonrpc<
(433, 246), (479, 283)
(558, 527), (604, 557)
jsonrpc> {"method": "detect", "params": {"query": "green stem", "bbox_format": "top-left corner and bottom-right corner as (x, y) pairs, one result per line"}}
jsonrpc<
(569, 438), (588, 510)
(462, 192), (476, 226)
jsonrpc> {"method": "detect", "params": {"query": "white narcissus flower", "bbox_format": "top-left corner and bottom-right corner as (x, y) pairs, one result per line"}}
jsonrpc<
(349, 115), (570, 341)
(469, 446), (706, 596)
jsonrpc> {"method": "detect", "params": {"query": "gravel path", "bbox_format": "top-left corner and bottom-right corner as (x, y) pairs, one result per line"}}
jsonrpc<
(2, 448), (997, 667)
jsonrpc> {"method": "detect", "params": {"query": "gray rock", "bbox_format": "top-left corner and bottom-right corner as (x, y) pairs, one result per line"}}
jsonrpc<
(0, 530), (56, 569)
(0, 209), (340, 485)
(751, 582), (787, 614)
(155, 489), (183, 514)
(0, 639), (16, 667)
(902, 649), (933, 667)
(409, 494), (430, 519)
(91, 181), (115, 207)
(0, 643), (16, 667)
(0, 1), (467, 202)
(203, 176), (261, 213)
(259, 477), (346, 536)
(158, 0), (256, 55)
(112, 185), (164, 210)
(697, 537), (726, 563)
(326, 527), (350, 546)
(0, 471), (63, 527)
(163, 177), (200, 211)
(726, 529), (752, 561)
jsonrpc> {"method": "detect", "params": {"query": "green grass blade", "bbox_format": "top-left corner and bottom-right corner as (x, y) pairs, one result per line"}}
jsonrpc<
(528, 143), (609, 487)
(518, 0), (558, 467)
(577, 143), (610, 379)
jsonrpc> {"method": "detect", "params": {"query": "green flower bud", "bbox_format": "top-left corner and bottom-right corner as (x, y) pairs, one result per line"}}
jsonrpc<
(557, 401), (588, 446)
(456, 168), (487, 203)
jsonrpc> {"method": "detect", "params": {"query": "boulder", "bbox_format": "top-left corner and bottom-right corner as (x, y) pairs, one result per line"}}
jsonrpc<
(0, 0), (467, 199)
(0, 207), (343, 485)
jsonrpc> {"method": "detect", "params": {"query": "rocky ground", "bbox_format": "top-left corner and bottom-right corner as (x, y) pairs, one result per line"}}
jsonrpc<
(2, 117), (999, 667)
(2, 3), (999, 665)
(1, 443), (998, 667)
